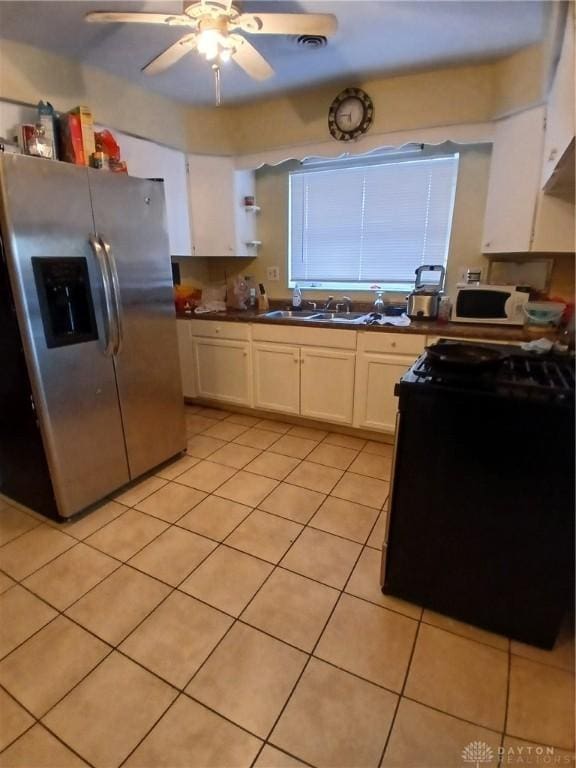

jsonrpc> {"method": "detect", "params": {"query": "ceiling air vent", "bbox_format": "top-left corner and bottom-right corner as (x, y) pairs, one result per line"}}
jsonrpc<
(295, 35), (328, 49)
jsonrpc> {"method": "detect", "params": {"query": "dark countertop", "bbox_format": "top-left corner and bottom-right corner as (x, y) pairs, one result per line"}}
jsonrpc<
(176, 308), (556, 342)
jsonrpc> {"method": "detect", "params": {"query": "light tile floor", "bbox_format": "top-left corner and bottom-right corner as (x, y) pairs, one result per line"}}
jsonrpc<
(0, 405), (574, 768)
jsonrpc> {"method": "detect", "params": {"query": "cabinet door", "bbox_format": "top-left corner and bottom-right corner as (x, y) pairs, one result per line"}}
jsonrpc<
(253, 343), (300, 415)
(541, 7), (575, 189)
(110, 131), (192, 256)
(354, 353), (416, 433)
(187, 154), (236, 257)
(482, 106), (545, 253)
(176, 320), (197, 398)
(300, 347), (356, 424)
(193, 338), (252, 406)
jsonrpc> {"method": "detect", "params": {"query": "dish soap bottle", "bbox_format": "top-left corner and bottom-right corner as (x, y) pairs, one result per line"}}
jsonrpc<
(292, 284), (302, 311)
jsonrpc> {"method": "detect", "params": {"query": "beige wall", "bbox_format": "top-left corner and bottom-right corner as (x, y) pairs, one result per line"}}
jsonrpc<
(0, 36), (549, 156)
(226, 63), (498, 156)
(492, 44), (547, 118)
(548, 254), (576, 302)
(192, 145), (493, 304)
(0, 38), (233, 153)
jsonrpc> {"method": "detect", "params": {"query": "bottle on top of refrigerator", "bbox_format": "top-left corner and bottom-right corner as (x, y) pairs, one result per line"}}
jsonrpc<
(292, 284), (302, 310)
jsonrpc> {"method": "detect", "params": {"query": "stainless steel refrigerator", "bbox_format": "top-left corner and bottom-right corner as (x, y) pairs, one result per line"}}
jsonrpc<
(0, 153), (186, 519)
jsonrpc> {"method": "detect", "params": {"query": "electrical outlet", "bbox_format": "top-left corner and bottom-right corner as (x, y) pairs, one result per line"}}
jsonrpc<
(266, 266), (280, 282)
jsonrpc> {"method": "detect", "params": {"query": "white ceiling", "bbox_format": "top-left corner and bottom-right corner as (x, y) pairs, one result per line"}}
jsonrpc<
(0, 1), (550, 105)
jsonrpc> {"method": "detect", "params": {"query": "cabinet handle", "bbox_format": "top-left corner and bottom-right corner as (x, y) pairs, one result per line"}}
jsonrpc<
(215, 328), (220, 333)
(293, 356), (299, 363)
(549, 148), (558, 161)
(243, 351), (248, 357)
(390, 341), (396, 348)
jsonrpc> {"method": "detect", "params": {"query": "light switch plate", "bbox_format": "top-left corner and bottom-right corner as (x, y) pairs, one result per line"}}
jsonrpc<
(266, 266), (280, 281)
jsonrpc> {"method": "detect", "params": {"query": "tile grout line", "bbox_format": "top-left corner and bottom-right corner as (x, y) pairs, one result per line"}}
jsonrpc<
(1, 432), (390, 743)
(0, 716), (99, 768)
(499, 641), (513, 765)
(260, 503), (397, 767)
(116, 461), (317, 768)
(0, 463), (253, 761)
(377, 619), (423, 768)
(251, 506), (384, 766)
(0, 458), (540, 675)
(1, 409), (569, 762)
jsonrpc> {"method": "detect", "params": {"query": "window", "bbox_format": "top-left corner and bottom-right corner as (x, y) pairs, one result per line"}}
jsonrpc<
(288, 153), (459, 291)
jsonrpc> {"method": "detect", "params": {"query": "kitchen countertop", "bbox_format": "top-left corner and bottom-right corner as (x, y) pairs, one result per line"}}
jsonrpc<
(176, 308), (557, 342)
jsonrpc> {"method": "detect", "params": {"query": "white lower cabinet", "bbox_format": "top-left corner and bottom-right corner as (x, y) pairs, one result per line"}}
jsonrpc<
(354, 352), (417, 432)
(253, 343), (300, 415)
(176, 320), (197, 398)
(300, 347), (356, 424)
(193, 338), (252, 406)
(180, 321), (434, 432)
(354, 332), (426, 433)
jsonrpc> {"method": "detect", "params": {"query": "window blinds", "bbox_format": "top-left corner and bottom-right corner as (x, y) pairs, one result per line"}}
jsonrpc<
(289, 154), (459, 289)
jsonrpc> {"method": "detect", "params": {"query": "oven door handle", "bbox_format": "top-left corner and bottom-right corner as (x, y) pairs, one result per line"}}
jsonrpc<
(89, 234), (116, 357)
(98, 235), (123, 357)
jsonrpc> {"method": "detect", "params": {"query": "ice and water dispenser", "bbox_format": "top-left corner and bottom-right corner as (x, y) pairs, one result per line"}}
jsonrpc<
(32, 257), (98, 348)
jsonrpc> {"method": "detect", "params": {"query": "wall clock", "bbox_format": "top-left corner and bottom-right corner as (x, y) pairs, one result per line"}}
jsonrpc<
(328, 88), (374, 142)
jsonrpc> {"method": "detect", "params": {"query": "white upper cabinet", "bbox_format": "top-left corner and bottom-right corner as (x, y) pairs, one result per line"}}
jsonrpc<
(541, 6), (575, 193)
(482, 106), (546, 253)
(111, 130), (193, 257)
(187, 154), (257, 257)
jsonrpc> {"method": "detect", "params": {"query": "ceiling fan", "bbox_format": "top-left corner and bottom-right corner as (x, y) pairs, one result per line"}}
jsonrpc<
(86, 1), (337, 92)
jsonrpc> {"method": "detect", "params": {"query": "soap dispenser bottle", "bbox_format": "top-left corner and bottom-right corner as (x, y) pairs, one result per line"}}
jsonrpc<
(292, 284), (302, 310)
(373, 290), (385, 314)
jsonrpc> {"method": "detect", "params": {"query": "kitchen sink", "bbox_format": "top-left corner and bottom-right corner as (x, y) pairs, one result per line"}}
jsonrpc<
(258, 309), (407, 324)
(304, 312), (368, 322)
(259, 310), (369, 323)
(258, 310), (320, 320)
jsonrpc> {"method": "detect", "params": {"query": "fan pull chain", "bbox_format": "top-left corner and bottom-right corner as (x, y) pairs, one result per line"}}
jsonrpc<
(212, 63), (222, 106)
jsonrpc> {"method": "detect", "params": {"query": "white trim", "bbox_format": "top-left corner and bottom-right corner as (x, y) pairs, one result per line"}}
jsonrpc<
(234, 121), (495, 169)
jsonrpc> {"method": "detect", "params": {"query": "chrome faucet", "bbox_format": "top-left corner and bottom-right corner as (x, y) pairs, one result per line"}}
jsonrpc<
(336, 296), (353, 314)
(304, 300), (318, 311)
(323, 296), (335, 311)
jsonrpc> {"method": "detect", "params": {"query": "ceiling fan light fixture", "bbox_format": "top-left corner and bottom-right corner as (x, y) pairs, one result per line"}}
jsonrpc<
(196, 24), (235, 63)
(197, 28), (221, 60)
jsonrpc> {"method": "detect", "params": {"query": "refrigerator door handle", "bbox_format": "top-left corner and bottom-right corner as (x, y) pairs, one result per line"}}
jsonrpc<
(89, 234), (117, 357)
(99, 235), (124, 356)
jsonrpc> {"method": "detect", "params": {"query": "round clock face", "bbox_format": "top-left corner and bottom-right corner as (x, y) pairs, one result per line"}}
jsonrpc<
(328, 88), (374, 142)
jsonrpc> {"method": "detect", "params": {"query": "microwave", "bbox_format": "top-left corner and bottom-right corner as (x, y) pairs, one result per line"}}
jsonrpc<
(453, 284), (530, 325)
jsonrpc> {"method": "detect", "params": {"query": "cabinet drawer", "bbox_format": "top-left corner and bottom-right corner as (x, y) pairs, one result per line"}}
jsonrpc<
(252, 323), (356, 350)
(189, 320), (250, 341)
(359, 331), (426, 356)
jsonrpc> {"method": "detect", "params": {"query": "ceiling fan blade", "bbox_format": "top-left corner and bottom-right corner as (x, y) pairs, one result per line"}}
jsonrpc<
(142, 34), (198, 75)
(230, 36), (274, 81)
(85, 11), (192, 26)
(234, 13), (337, 37)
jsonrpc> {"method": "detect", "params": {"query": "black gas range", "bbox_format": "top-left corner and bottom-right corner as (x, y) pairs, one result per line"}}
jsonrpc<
(382, 340), (575, 648)
(405, 340), (575, 403)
